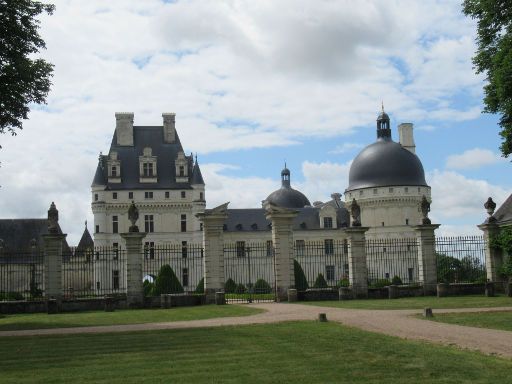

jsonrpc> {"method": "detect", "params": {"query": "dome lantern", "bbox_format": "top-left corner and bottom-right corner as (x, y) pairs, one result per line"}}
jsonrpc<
(377, 103), (391, 140)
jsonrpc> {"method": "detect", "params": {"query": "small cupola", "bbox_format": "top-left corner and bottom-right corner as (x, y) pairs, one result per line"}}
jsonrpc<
(281, 165), (291, 188)
(377, 103), (391, 140)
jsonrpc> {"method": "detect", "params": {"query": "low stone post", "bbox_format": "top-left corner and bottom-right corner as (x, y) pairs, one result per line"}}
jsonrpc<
(265, 203), (299, 302)
(43, 202), (66, 308)
(388, 285), (399, 299)
(485, 282), (495, 297)
(478, 222), (504, 284)
(413, 224), (440, 295)
(196, 203), (229, 304)
(437, 282), (448, 297)
(287, 288), (298, 302)
(345, 227), (369, 299)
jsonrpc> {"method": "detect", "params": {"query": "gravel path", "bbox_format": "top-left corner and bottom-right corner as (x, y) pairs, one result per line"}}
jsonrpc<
(1, 303), (512, 358)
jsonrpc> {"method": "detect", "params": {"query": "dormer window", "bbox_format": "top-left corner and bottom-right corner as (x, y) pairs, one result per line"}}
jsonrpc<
(111, 166), (118, 177)
(323, 217), (333, 229)
(179, 166), (185, 177)
(175, 151), (189, 183)
(139, 147), (157, 183)
(143, 162), (154, 177)
(107, 151), (121, 183)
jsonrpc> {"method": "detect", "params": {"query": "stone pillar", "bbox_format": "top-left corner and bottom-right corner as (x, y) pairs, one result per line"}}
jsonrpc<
(196, 203), (229, 304)
(345, 227), (369, 298)
(265, 204), (299, 302)
(478, 223), (503, 283)
(43, 202), (66, 306)
(413, 224), (440, 295)
(121, 232), (146, 308)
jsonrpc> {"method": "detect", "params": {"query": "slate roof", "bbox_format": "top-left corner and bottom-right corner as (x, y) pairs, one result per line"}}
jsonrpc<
(191, 161), (205, 185)
(92, 126), (203, 190)
(0, 219), (69, 253)
(492, 193), (512, 225)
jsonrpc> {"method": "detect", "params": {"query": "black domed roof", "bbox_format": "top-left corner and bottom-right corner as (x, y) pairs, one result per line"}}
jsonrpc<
(265, 166), (311, 208)
(347, 137), (427, 191)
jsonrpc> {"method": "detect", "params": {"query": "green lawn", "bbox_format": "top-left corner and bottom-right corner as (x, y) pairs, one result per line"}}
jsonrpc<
(299, 295), (512, 310)
(427, 310), (512, 332)
(0, 305), (263, 331)
(1, 321), (512, 383)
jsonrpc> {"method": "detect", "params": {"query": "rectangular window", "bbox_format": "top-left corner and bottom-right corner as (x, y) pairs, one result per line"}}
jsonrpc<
(404, 187), (409, 193)
(96, 281), (101, 291)
(144, 241), (155, 259)
(112, 270), (120, 290)
(143, 162), (154, 177)
(182, 268), (189, 287)
(181, 214), (186, 232)
(405, 218), (409, 225)
(128, 192), (133, 199)
(112, 216), (118, 234)
(113, 242), (119, 260)
(385, 272), (390, 279)
(324, 239), (334, 255)
(266, 240), (273, 257)
(181, 191), (186, 198)
(113, 192), (117, 200)
(94, 193), (98, 201)
(200, 192), (204, 201)
(236, 241), (245, 258)
(95, 225), (99, 233)
(389, 187), (394, 193)
(200, 223), (203, 231)
(295, 240), (305, 256)
(182, 241), (188, 258)
(326, 265), (335, 281)
(179, 166), (185, 176)
(323, 217), (333, 228)
(145, 191), (153, 199)
(111, 166), (117, 177)
(165, 191), (170, 199)
(373, 188), (378, 195)
(381, 222), (385, 226)
(344, 263), (349, 277)
(145, 215), (154, 233)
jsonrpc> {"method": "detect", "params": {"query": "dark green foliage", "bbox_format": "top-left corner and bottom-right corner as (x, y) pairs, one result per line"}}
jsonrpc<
(0, 292), (24, 301)
(293, 260), (309, 291)
(224, 278), (237, 293)
(0, 1), (55, 137)
(143, 280), (154, 297)
(462, 0), (512, 156)
(313, 273), (328, 288)
(499, 256), (512, 278)
(436, 253), (486, 283)
(253, 279), (271, 294)
(235, 283), (246, 294)
(369, 279), (391, 289)
(391, 275), (403, 285)
(337, 278), (350, 287)
(152, 265), (184, 296)
(195, 277), (204, 294)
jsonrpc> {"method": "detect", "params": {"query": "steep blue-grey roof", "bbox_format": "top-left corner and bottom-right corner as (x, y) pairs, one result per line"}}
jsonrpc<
(492, 193), (512, 225)
(0, 219), (69, 253)
(91, 161), (107, 187)
(191, 161), (205, 185)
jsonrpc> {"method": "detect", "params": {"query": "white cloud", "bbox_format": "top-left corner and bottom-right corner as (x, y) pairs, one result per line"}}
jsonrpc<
(446, 148), (504, 170)
(328, 143), (364, 154)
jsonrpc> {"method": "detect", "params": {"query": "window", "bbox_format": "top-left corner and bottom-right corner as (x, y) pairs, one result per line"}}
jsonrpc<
(200, 223), (203, 231)
(405, 218), (409, 225)
(145, 215), (154, 233)
(112, 270), (120, 290)
(181, 191), (186, 198)
(381, 222), (385, 226)
(111, 166), (117, 177)
(266, 240), (273, 257)
(113, 242), (119, 259)
(143, 162), (154, 177)
(182, 268), (189, 287)
(326, 265), (335, 281)
(182, 241), (188, 258)
(383, 247), (387, 253)
(323, 217), (333, 228)
(95, 225), (99, 234)
(359, 190), (363, 196)
(112, 216), (118, 233)
(96, 281), (101, 291)
(181, 214), (186, 232)
(145, 191), (153, 199)
(200, 192), (204, 201)
(179, 166), (185, 177)
(385, 272), (390, 279)
(94, 193), (98, 201)
(343, 263), (349, 277)
(373, 188), (378, 195)
(418, 187), (421, 193)
(404, 187), (409, 193)
(113, 192), (117, 200)
(343, 239), (349, 254)
(324, 239), (334, 255)
(389, 187), (394, 193)
(144, 242), (155, 259)
(128, 192), (133, 199)
(165, 191), (170, 199)
(236, 241), (245, 258)
(296, 240), (305, 256)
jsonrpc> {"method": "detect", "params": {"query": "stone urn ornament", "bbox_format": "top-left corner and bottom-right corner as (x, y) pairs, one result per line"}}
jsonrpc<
(128, 201), (140, 232)
(48, 202), (59, 234)
(484, 197), (497, 223)
(350, 198), (361, 227)
(420, 195), (431, 225)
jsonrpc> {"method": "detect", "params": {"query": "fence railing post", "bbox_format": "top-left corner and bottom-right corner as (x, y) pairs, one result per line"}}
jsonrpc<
(264, 203), (299, 302)
(477, 222), (503, 284)
(43, 202), (66, 307)
(413, 224), (440, 295)
(345, 227), (369, 298)
(196, 203), (229, 304)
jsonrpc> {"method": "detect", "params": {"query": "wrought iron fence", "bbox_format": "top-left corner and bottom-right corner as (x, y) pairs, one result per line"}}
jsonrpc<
(224, 242), (275, 302)
(0, 248), (45, 301)
(294, 239), (349, 289)
(365, 238), (419, 285)
(435, 236), (487, 283)
(143, 243), (204, 294)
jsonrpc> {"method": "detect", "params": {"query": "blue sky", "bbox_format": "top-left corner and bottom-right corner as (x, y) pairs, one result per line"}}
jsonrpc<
(0, 0), (510, 243)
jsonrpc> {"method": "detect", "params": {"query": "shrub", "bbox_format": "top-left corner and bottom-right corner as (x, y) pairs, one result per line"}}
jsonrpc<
(195, 277), (204, 294)
(294, 260), (309, 291)
(0, 292), (24, 301)
(369, 279), (391, 288)
(313, 273), (328, 288)
(254, 278), (272, 293)
(391, 275), (403, 285)
(337, 278), (350, 288)
(225, 278), (237, 293)
(29, 282), (43, 298)
(152, 264), (184, 295)
(143, 279), (154, 297)
(235, 283), (247, 294)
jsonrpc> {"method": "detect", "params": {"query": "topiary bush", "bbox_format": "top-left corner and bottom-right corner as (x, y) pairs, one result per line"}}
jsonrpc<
(235, 283), (247, 294)
(337, 278), (349, 288)
(391, 275), (403, 285)
(143, 279), (154, 297)
(152, 264), (184, 295)
(225, 278), (237, 293)
(313, 273), (328, 288)
(195, 277), (204, 294)
(369, 279), (391, 288)
(294, 260), (309, 291)
(254, 278), (272, 293)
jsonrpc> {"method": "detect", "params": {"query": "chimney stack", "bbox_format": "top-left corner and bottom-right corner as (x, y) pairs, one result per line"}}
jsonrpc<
(162, 113), (176, 143)
(115, 112), (134, 146)
(398, 123), (415, 154)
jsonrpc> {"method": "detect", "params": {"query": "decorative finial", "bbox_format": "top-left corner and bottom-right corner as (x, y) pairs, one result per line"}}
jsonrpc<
(284, 160), (287, 169)
(85, 220), (87, 229)
(128, 201), (140, 232)
(350, 198), (361, 227)
(381, 101), (384, 112)
(195, 153), (198, 164)
(484, 197), (497, 222)
(48, 202), (59, 234)
(420, 195), (431, 225)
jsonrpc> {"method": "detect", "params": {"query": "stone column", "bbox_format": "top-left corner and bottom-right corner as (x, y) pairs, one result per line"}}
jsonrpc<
(196, 203), (229, 304)
(478, 223), (503, 283)
(265, 204), (299, 302)
(121, 232), (146, 308)
(345, 227), (369, 298)
(43, 202), (66, 306)
(413, 224), (440, 295)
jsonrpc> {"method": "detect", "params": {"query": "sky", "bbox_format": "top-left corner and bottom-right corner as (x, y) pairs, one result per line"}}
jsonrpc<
(1, 0), (511, 244)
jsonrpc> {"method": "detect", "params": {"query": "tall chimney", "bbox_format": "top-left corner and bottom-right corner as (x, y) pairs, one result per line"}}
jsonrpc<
(115, 112), (134, 146)
(398, 123), (415, 154)
(162, 113), (176, 143)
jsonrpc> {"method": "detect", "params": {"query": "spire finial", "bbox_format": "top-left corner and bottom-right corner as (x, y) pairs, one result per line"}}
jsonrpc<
(195, 153), (198, 164)
(381, 101), (384, 112)
(85, 220), (87, 229)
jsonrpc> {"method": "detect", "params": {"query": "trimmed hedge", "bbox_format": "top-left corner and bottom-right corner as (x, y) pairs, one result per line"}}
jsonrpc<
(195, 277), (204, 294)
(313, 273), (328, 289)
(254, 278), (272, 294)
(294, 260), (309, 291)
(225, 278), (237, 294)
(152, 264), (184, 295)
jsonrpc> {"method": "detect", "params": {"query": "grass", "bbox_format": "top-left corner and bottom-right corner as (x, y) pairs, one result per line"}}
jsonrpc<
(1, 321), (512, 383)
(427, 310), (512, 332)
(298, 295), (512, 310)
(0, 305), (263, 331)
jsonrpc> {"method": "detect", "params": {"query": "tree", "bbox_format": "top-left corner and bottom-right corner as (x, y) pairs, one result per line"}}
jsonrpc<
(152, 265), (184, 295)
(0, 1), (55, 138)
(463, 1), (512, 156)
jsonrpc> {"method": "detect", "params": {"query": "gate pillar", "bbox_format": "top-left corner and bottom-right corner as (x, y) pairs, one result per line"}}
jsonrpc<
(265, 203), (299, 302)
(478, 222), (503, 284)
(413, 224), (440, 295)
(43, 202), (66, 307)
(345, 227), (369, 299)
(197, 203), (229, 304)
